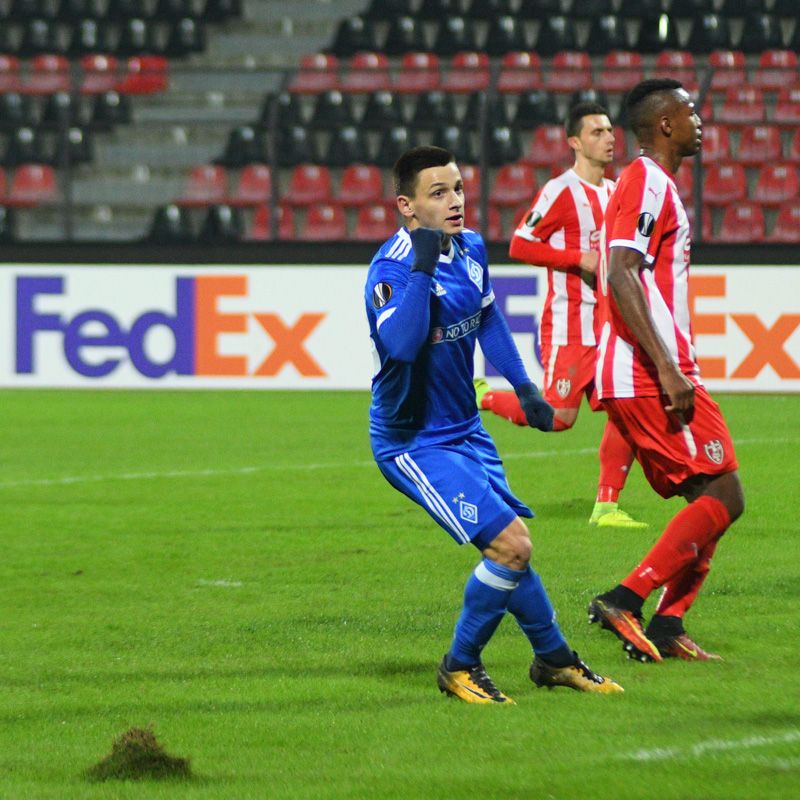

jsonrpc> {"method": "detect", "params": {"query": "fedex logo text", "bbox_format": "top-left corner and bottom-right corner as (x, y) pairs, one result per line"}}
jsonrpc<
(16, 275), (326, 379)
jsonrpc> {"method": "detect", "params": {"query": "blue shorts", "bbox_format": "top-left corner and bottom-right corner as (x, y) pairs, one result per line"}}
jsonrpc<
(376, 427), (533, 547)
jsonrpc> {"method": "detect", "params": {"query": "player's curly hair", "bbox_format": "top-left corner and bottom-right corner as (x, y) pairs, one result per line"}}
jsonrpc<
(393, 146), (455, 197)
(625, 78), (684, 142)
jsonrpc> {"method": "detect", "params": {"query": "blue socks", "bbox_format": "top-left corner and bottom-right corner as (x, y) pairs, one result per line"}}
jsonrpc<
(446, 559), (524, 670)
(446, 560), (570, 670)
(507, 565), (569, 656)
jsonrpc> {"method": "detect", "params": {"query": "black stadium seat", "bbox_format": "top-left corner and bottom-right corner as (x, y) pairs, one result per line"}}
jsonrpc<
(411, 90), (456, 131)
(513, 90), (558, 128)
(634, 14), (680, 53)
(199, 204), (243, 242)
(382, 16), (427, 56)
(573, 0), (614, 18)
(432, 17), (481, 57)
(330, 16), (380, 58)
(364, 0), (413, 18)
(671, 0), (714, 16)
(309, 90), (356, 130)
(362, 91), (404, 130)
(517, 0), (564, 19)
(218, 125), (267, 167)
(324, 125), (369, 167)
(739, 14), (784, 53)
(375, 126), (417, 167)
(277, 125), (319, 167)
(686, 14), (734, 54)
(534, 16), (577, 56)
(586, 15), (628, 55)
(484, 16), (528, 56)
(418, 0), (461, 19)
(149, 203), (195, 242)
(465, 0), (515, 19)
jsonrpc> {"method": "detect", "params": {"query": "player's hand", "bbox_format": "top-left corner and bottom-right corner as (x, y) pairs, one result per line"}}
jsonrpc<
(579, 250), (599, 273)
(409, 227), (444, 276)
(660, 366), (695, 413)
(515, 382), (555, 432)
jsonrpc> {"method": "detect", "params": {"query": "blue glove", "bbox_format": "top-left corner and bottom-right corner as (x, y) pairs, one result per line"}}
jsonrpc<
(515, 381), (554, 432)
(409, 227), (444, 276)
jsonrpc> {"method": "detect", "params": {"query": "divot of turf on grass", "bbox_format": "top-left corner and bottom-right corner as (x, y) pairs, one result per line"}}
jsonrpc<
(86, 726), (192, 782)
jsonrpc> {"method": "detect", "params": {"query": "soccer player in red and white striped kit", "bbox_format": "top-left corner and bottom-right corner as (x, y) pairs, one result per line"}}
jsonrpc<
(479, 102), (647, 529)
(588, 79), (744, 662)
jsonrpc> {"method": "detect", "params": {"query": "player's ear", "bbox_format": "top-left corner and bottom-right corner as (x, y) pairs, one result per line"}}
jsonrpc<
(660, 115), (672, 137)
(397, 195), (415, 220)
(567, 135), (581, 154)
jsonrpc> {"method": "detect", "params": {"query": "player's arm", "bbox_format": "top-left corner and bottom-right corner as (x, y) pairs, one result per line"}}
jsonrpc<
(372, 228), (442, 363)
(478, 297), (554, 432)
(509, 189), (597, 274)
(607, 246), (694, 413)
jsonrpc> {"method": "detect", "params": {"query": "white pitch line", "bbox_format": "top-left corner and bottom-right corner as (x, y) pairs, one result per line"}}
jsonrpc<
(0, 436), (795, 490)
(621, 729), (800, 763)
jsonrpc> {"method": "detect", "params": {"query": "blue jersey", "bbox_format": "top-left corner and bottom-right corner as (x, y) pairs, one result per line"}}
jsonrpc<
(365, 226), (495, 460)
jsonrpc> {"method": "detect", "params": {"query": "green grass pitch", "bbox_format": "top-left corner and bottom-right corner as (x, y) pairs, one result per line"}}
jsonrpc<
(1, 390), (798, 799)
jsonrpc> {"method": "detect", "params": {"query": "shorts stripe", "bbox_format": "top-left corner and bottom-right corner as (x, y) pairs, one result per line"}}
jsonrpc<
(680, 420), (698, 459)
(395, 453), (470, 543)
(474, 561), (519, 591)
(546, 344), (559, 388)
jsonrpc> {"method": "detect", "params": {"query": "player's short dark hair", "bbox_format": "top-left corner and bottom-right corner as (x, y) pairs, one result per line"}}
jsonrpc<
(393, 145), (454, 197)
(565, 102), (609, 138)
(625, 78), (684, 141)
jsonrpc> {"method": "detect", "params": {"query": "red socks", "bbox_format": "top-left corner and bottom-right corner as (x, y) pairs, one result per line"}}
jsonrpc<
(655, 538), (719, 618)
(596, 419), (634, 502)
(482, 390), (528, 426)
(622, 495), (731, 600)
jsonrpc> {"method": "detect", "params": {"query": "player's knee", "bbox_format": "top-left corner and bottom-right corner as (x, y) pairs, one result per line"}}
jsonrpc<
(554, 408), (578, 430)
(482, 518), (531, 570)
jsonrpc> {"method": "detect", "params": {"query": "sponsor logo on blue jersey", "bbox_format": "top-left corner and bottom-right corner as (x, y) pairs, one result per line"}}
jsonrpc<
(429, 309), (482, 344)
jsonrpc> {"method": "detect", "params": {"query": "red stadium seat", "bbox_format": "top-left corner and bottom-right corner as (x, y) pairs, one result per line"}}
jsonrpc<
(717, 202), (766, 243)
(288, 53), (340, 94)
(79, 54), (119, 95)
(685, 205), (713, 242)
(394, 52), (440, 93)
(522, 124), (569, 167)
(772, 85), (800, 128)
(116, 55), (168, 94)
(302, 203), (347, 240)
(786, 128), (800, 163)
(490, 162), (536, 207)
(459, 163), (481, 200)
(353, 203), (399, 240)
(283, 164), (333, 206)
(653, 51), (697, 93)
(336, 164), (384, 205)
(767, 200), (800, 243)
(0, 55), (21, 93)
(177, 165), (228, 207)
(752, 49), (798, 91)
(340, 51), (391, 93)
(496, 51), (542, 93)
(247, 204), (295, 240)
(612, 126), (632, 162)
(597, 51), (643, 93)
(700, 124), (731, 164)
(675, 166), (694, 203)
(717, 87), (765, 126)
(707, 50), (746, 94)
(7, 164), (58, 206)
(751, 163), (799, 206)
(227, 164), (272, 207)
(441, 51), (490, 93)
(464, 203), (501, 241)
(24, 54), (69, 95)
(544, 51), (592, 92)
(703, 163), (746, 206)
(737, 125), (781, 166)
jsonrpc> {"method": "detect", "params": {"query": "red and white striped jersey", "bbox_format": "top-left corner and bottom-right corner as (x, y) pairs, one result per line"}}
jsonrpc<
(596, 156), (701, 399)
(510, 169), (614, 346)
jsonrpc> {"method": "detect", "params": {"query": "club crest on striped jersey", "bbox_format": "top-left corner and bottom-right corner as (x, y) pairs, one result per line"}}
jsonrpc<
(637, 212), (655, 236)
(372, 282), (392, 308)
(466, 256), (483, 291)
(703, 439), (724, 464)
(556, 378), (571, 398)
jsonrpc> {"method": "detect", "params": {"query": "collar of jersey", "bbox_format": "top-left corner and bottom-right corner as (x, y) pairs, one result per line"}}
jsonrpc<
(438, 242), (455, 264)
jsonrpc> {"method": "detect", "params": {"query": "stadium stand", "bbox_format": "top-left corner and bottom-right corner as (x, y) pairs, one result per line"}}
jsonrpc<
(6, 0), (800, 242)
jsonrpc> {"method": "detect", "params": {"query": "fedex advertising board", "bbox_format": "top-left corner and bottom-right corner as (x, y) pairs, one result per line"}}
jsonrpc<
(0, 264), (798, 391)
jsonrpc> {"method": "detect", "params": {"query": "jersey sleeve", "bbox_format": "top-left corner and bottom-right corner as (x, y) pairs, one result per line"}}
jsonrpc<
(608, 164), (668, 265)
(365, 258), (410, 331)
(509, 183), (583, 270)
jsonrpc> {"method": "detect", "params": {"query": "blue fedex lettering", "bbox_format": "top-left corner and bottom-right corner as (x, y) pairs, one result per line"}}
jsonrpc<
(484, 275), (541, 376)
(16, 276), (195, 378)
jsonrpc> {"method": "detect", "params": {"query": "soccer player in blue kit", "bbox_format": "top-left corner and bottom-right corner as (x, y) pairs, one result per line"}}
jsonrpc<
(365, 146), (623, 703)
